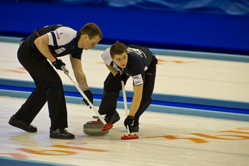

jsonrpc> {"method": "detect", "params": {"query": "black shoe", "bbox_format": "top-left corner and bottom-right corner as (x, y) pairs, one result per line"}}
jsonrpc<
(8, 115), (37, 132)
(130, 126), (139, 132)
(50, 128), (75, 139)
(104, 112), (120, 124)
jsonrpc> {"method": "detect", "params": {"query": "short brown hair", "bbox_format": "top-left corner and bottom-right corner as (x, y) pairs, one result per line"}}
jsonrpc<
(110, 41), (127, 58)
(80, 23), (103, 40)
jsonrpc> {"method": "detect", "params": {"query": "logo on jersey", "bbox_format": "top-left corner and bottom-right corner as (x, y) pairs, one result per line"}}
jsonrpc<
(127, 47), (147, 58)
(133, 74), (143, 86)
(55, 31), (63, 39)
(55, 47), (66, 54)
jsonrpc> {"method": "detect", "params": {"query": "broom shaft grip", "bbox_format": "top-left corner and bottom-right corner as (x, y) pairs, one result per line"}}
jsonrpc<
(121, 81), (130, 134)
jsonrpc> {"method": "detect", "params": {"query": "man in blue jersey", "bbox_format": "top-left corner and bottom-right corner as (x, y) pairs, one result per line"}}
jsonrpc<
(99, 42), (157, 132)
(8, 23), (102, 139)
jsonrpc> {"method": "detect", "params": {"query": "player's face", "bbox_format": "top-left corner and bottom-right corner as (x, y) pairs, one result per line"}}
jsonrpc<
(112, 52), (128, 68)
(78, 34), (101, 50)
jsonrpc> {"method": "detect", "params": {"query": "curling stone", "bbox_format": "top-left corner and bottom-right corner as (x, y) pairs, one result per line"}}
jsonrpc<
(83, 119), (109, 136)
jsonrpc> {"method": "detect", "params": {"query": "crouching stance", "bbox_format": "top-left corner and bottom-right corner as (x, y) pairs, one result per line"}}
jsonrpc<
(99, 42), (157, 132)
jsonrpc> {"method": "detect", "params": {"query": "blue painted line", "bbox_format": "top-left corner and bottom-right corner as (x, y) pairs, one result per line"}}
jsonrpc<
(1, 89), (248, 122)
(1, 84), (248, 115)
(151, 100), (249, 114)
(1, 78), (249, 110)
(1, 78), (249, 111)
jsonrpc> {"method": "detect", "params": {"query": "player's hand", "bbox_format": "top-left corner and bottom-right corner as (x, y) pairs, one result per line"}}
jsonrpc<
(52, 59), (65, 70)
(114, 72), (126, 82)
(83, 89), (93, 107)
(124, 116), (134, 133)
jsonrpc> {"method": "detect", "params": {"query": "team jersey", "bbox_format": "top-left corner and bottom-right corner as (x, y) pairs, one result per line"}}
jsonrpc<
(22, 25), (83, 60)
(101, 45), (157, 86)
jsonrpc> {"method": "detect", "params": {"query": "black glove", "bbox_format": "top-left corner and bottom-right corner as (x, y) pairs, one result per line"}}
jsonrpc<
(124, 116), (134, 133)
(114, 72), (126, 82)
(52, 59), (65, 70)
(83, 89), (93, 107)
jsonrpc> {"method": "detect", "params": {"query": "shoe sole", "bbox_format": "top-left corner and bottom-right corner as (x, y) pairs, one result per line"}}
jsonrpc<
(9, 118), (37, 132)
(50, 135), (75, 139)
(50, 136), (75, 139)
(50, 133), (75, 139)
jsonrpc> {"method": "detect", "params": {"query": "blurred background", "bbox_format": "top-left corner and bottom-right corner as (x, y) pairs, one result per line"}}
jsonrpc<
(0, 0), (249, 55)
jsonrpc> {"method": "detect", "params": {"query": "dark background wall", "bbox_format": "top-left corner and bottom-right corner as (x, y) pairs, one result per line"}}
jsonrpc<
(0, 0), (249, 55)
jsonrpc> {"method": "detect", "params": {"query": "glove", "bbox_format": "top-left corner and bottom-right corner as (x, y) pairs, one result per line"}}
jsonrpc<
(83, 89), (93, 107)
(52, 59), (65, 70)
(124, 116), (134, 133)
(114, 72), (126, 82)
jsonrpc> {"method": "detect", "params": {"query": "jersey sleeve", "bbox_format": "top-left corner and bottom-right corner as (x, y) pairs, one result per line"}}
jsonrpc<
(127, 55), (146, 86)
(132, 73), (144, 86)
(101, 48), (112, 65)
(47, 27), (77, 47)
(71, 48), (83, 60)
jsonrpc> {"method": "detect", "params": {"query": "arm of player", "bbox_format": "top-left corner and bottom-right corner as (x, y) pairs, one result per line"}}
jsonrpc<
(105, 64), (119, 76)
(70, 56), (89, 90)
(34, 34), (56, 63)
(129, 84), (143, 116)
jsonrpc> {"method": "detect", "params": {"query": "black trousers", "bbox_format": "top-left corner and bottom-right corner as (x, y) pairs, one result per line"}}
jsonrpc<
(98, 60), (157, 127)
(14, 44), (68, 130)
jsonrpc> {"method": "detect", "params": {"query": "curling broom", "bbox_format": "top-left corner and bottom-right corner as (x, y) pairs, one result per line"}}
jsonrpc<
(34, 30), (113, 131)
(121, 81), (139, 140)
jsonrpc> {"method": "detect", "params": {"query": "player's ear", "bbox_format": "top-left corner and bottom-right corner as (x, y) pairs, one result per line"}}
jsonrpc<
(80, 34), (88, 40)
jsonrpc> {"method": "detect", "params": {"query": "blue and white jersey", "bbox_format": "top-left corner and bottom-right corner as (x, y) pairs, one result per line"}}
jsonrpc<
(23, 25), (83, 60)
(101, 45), (157, 86)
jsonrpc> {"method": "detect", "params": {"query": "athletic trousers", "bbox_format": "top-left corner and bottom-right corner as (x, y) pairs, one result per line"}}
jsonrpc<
(15, 44), (68, 130)
(98, 59), (157, 127)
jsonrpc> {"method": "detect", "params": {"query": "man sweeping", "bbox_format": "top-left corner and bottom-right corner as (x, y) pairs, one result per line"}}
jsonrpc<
(99, 41), (158, 132)
(8, 23), (102, 139)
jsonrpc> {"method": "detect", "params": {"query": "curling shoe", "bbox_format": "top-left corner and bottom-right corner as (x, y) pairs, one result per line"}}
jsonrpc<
(105, 111), (120, 124)
(9, 115), (37, 132)
(130, 126), (139, 132)
(50, 128), (75, 139)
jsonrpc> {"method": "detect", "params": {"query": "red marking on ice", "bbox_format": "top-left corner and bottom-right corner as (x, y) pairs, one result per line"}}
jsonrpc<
(0, 153), (28, 159)
(0, 67), (26, 75)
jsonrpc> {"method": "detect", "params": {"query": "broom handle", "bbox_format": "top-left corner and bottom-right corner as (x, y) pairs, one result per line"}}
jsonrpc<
(34, 30), (107, 125)
(66, 75), (107, 125)
(121, 81), (130, 134)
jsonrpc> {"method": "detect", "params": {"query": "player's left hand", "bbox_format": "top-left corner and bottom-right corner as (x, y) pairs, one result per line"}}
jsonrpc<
(52, 59), (65, 70)
(115, 72), (126, 82)
(124, 116), (134, 132)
